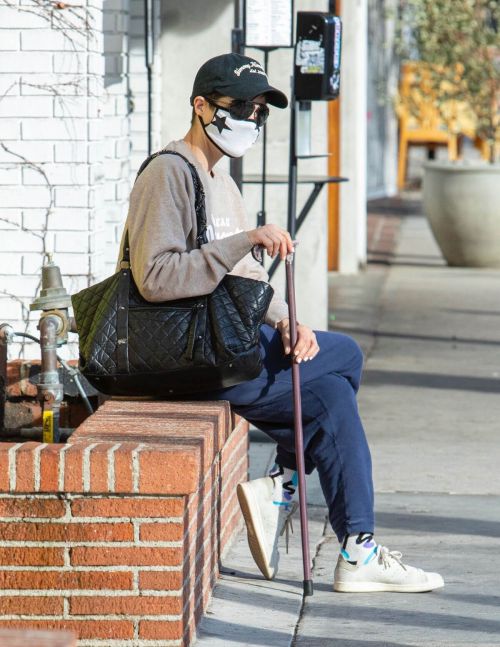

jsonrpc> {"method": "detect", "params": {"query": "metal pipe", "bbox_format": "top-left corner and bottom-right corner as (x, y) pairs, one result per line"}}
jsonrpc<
(39, 317), (59, 377)
(13, 331), (39, 344)
(57, 356), (93, 416)
(144, 0), (154, 156)
(38, 315), (63, 443)
(287, 100), (298, 238)
(11, 331), (93, 416)
(0, 324), (14, 434)
(256, 48), (270, 240)
(230, 0), (244, 190)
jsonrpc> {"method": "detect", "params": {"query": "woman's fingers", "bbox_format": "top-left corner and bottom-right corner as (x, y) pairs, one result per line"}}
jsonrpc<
(306, 343), (321, 360)
(292, 330), (321, 362)
(293, 336), (315, 362)
(283, 336), (291, 355)
(263, 228), (291, 259)
(250, 224), (294, 259)
(262, 232), (280, 258)
(279, 323), (320, 362)
(280, 237), (289, 260)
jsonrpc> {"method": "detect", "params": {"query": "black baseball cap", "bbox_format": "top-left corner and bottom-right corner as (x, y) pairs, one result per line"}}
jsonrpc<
(190, 53), (288, 109)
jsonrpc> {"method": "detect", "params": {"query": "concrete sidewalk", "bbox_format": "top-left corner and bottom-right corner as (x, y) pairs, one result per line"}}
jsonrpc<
(194, 197), (500, 646)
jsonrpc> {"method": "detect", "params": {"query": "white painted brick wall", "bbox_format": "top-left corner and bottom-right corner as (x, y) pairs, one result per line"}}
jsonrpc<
(21, 117), (86, 140)
(0, 96), (53, 117)
(54, 231), (91, 253)
(22, 164), (89, 186)
(0, 230), (44, 252)
(21, 209), (51, 231)
(0, 75), (21, 96)
(0, 253), (22, 274)
(19, 73), (82, 96)
(53, 142), (86, 163)
(0, 185), (50, 209)
(0, 209), (22, 229)
(21, 29), (87, 52)
(0, 119), (21, 140)
(54, 97), (89, 119)
(100, 0), (162, 276)
(54, 186), (92, 208)
(1, 0), (163, 358)
(0, 297), (26, 321)
(1, 51), (53, 73)
(0, 0), (105, 358)
(0, 31), (20, 51)
(0, 143), (54, 164)
(0, 167), (21, 184)
(0, 6), (48, 29)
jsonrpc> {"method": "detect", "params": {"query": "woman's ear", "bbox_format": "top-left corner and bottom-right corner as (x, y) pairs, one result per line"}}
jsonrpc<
(193, 96), (211, 121)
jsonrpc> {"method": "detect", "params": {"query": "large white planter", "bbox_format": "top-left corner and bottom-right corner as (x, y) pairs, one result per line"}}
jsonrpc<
(422, 161), (500, 267)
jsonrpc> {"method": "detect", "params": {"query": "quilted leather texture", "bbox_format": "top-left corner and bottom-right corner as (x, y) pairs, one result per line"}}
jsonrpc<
(71, 149), (276, 396)
(71, 272), (121, 375)
(127, 305), (194, 372)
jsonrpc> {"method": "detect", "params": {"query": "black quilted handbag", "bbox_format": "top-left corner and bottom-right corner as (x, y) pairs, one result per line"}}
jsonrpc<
(71, 149), (274, 397)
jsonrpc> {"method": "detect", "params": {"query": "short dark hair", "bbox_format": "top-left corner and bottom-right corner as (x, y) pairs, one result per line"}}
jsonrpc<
(190, 91), (226, 126)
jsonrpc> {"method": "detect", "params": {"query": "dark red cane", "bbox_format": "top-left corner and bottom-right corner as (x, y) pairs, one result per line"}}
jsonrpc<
(285, 242), (313, 596)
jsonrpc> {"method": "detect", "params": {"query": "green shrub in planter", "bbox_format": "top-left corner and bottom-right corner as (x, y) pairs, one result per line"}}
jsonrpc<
(398, 0), (500, 267)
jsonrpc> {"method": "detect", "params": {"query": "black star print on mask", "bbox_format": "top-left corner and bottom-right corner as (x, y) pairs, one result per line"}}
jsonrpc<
(212, 112), (232, 134)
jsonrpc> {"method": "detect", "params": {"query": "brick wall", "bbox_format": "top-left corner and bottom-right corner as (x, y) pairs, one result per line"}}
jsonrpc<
(0, 628), (76, 646)
(101, 0), (130, 279)
(0, 399), (248, 646)
(0, 0), (162, 358)
(0, 0), (105, 352)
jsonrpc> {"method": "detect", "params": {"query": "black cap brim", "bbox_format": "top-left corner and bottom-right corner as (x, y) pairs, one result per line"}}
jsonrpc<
(253, 86), (288, 109)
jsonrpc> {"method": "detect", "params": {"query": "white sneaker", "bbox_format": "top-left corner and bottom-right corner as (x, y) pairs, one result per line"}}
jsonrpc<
(237, 476), (297, 580)
(333, 544), (445, 593)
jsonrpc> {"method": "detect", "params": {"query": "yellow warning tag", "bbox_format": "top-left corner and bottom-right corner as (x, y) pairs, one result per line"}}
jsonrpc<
(42, 410), (54, 444)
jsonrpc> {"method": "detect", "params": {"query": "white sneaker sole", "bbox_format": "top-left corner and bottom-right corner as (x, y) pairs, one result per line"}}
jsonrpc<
(334, 575), (444, 593)
(237, 481), (275, 580)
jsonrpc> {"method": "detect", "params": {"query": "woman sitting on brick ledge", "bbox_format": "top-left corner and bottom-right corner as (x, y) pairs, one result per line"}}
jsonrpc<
(118, 52), (444, 594)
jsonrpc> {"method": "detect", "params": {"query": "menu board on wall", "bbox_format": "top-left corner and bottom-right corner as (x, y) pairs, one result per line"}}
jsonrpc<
(244, 0), (293, 48)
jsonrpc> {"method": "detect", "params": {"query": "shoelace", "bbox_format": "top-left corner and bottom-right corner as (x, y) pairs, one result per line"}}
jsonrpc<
(279, 502), (298, 554)
(377, 545), (407, 571)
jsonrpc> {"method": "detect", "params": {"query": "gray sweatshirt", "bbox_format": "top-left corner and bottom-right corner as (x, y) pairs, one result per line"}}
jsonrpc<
(117, 139), (290, 328)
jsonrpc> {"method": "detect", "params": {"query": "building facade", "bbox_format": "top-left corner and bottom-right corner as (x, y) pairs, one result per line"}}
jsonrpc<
(0, 0), (389, 357)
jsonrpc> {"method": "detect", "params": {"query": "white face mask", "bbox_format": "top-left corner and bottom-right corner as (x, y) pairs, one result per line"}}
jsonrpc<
(200, 108), (261, 158)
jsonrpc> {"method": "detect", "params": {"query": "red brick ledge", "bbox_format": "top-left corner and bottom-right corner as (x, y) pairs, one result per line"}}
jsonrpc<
(0, 400), (238, 496)
(0, 399), (249, 646)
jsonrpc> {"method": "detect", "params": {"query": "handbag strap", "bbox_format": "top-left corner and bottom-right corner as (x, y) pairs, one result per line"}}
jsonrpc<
(121, 149), (209, 266)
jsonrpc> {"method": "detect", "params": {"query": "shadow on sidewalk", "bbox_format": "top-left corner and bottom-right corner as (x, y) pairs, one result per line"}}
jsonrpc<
(375, 510), (500, 538)
(338, 326), (500, 347)
(369, 196), (423, 217)
(301, 600), (500, 636)
(197, 617), (292, 645)
(362, 369), (500, 394)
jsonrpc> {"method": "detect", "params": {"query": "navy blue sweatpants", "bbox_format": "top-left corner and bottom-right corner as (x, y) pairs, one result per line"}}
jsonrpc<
(196, 324), (375, 541)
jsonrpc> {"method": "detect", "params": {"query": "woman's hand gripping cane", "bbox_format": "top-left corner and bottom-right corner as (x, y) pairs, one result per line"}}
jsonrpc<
(251, 238), (320, 364)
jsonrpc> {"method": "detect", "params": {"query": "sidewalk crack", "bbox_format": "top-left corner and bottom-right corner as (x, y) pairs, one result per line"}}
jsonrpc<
(290, 511), (329, 646)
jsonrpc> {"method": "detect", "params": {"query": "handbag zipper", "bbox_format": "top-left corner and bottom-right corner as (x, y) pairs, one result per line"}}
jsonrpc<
(129, 305), (194, 311)
(184, 302), (205, 360)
